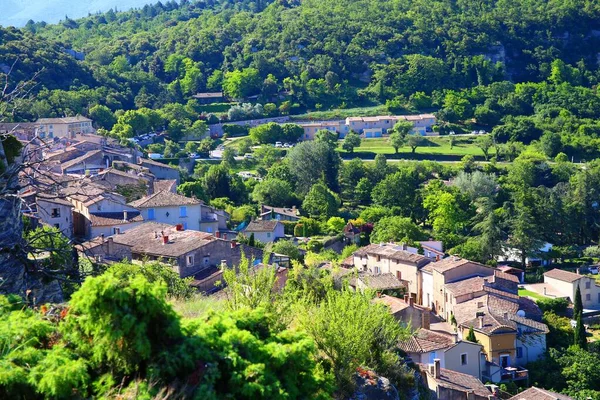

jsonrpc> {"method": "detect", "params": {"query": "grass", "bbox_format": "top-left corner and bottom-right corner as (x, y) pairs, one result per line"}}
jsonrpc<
(339, 136), (495, 158)
(170, 294), (225, 319)
(518, 288), (545, 301)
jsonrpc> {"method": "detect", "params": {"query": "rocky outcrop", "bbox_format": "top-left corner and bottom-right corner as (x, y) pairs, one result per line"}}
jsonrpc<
(0, 146), (63, 303)
(351, 369), (400, 400)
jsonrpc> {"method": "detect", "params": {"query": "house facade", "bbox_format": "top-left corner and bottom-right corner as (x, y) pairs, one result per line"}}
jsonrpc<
(36, 195), (74, 239)
(138, 158), (180, 183)
(259, 205), (301, 221)
(542, 268), (600, 309)
(36, 116), (95, 139)
(418, 360), (493, 400)
(244, 220), (285, 243)
(130, 191), (203, 232)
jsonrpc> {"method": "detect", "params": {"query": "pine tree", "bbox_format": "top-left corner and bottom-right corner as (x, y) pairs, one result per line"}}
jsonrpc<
(248, 233), (255, 247)
(466, 326), (477, 342)
(574, 284), (583, 318)
(574, 312), (587, 350)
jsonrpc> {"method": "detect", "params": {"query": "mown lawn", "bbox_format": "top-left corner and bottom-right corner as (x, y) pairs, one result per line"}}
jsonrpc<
(338, 136), (496, 159)
(518, 288), (545, 301)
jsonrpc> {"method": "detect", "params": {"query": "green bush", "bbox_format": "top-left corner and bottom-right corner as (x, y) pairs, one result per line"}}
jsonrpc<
(537, 297), (569, 314)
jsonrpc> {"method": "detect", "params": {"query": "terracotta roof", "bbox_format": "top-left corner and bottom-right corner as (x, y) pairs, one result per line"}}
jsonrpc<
(153, 179), (177, 193)
(444, 271), (518, 298)
(129, 190), (200, 208)
(111, 222), (216, 258)
(508, 314), (549, 334)
(341, 255), (354, 267)
(421, 264), (433, 273)
(260, 205), (300, 219)
(139, 158), (178, 170)
(351, 272), (406, 290)
(89, 211), (143, 227)
(399, 329), (453, 353)
(37, 116), (91, 124)
(544, 268), (582, 283)
(454, 294), (520, 325)
(375, 294), (428, 315)
(354, 243), (430, 265)
(508, 387), (573, 400)
(245, 220), (281, 232)
(417, 363), (491, 397)
(459, 305), (548, 335)
(36, 193), (73, 207)
(429, 257), (489, 273)
(61, 150), (103, 170)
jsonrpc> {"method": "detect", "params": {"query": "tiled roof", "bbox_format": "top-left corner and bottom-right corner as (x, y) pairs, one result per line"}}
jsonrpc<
(508, 387), (573, 400)
(454, 294), (519, 325)
(36, 193), (73, 207)
(375, 294), (428, 315)
(129, 190), (200, 208)
(153, 179), (177, 193)
(37, 116), (91, 124)
(444, 271), (518, 298)
(429, 257), (489, 273)
(245, 220), (281, 232)
(354, 243), (430, 265)
(544, 268), (582, 283)
(507, 314), (549, 334)
(111, 222), (215, 257)
(352, 272), (405, 290)
(399, 329), (453, 353)
(458, 305), (548, 335)
(139, 158), (178, 170)
(417, 363), (491, 397)
(341, 255), (354, 267)
(89, 211), (143, 227)
(260, 205), (300, 219)
(61, 150), (103, 170)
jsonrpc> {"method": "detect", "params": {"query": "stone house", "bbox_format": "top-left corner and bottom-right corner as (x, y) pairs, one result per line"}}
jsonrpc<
(375, 294), (431, 331)
(138, 158), (180, 183)
(352, 243), (431, 303)
(75, 236), (133, 264)
(35, 194), (74, 239)
(244, 220), (286, 243)
(60, 150), (106, 175)
(259, 205), (301, 222)
(541, 268), (600, 309)
(96, 222), (263, 278)
(400, 330), (483, 380)
(508, 387), (572, 400)
(418, 360), (493, 400)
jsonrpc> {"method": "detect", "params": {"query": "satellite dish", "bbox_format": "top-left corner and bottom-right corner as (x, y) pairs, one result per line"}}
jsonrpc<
(517, 310), (526, 317)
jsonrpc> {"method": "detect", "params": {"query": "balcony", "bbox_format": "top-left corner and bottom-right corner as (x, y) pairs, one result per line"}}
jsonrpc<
(482, 363), (528, 383)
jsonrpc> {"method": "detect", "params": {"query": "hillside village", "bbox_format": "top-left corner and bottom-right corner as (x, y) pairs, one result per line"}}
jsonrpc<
(6, 113), (600, 399)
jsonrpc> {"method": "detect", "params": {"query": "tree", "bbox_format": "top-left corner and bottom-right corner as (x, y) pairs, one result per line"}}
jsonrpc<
(355, 177), (373, 205)
(223, 68), (261, 99)
(370, 216), (423, 244)
(281, 123), (303, 143)
(341, 131), (361, 153)
(177, 181), (208, 202)
(574, 284), (583, 319)
(251, 178), (294, 206)
(392, 120), (413, 137)
(407, 135), (426, 154)
(287, 141), (340, 195)
(326, 216), (346, 233)
(202, 164), (231, 200)
(89, 104), (116, 130)
(250, 122), (284, 144)
(315, 129), (338, 149)
(302, 182), (339, 219)
(574, 312), (587, 350)
(453, 171), (497, 201)
(466, 326), (477, 342)
(270, 240), (302, 261)
(475, 135), (494, 161)
(388, 132), (405, 154)
(372, 167), (420, 215)
(222, 147), (236, 167)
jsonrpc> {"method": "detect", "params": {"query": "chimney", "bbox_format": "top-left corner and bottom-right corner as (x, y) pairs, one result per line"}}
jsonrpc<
(220, 260), (227, 268)
(428, 364), (435, 377)
(100, 233), (105, 242)
(436, 254), (440, 261)
(162, 235), (169, 245)
(576, 268), (581, 275)
(451, 332), (458, 343)
(409, 297), (414, 307)
(433, 359), (441, 379)
(421, 312), (430, 330)
(401, 243), (407, 251)
(543, 286), (547, 295)
(223, 233), (227, 240)
(467, 391), (475, 400)
(478, 316), (484, 329)
(483, 277), (488, 284)
(231, 240), (237, 249)
(216, 231), (221, 238)
(503, 312), (508, 319)
(154, 231), (158, 239)
(123, 210), (128, 221)
(107, 237), (113, 254)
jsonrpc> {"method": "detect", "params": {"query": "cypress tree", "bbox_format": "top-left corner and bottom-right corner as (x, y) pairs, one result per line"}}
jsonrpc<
(574, 312), (587, 350)
(466, 326), (477, 342)
(249, 233), (255, 247)
(574, 284), (583, 318)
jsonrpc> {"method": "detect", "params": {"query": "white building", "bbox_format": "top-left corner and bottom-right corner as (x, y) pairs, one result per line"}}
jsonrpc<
(243, 220), (285, 243)
(36, 194), (74, 239)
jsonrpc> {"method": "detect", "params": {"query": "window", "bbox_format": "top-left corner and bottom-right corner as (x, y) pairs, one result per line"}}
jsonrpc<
(51, 208), (60, 218)
(460, 353), (468, 365)
(113, 227), (121, 234)
(428, 352), (437, 363)
(586, 293), (591, 301)
(97, 205), (102, 211)
(203, 257), (209, 266)
(207, 227), (213, 233)
(267, 232), (271, 238)
(586, 281), (591, 289)
(179, 206), (187, 217)
(54, 223), (60, 229)
(396, 271), (402, 280)
(499, 354), (510, 368)
(376, 255), (381, 262)
(148, 208), (155, 220)
(187, 256), (194, 266)
(516, 347), (523, 358)
(374, 266), (381, 274)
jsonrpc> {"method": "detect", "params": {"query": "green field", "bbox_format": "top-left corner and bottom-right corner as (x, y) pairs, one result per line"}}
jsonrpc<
(518, 288), (545, 301)
(338, 136), (496, 160)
